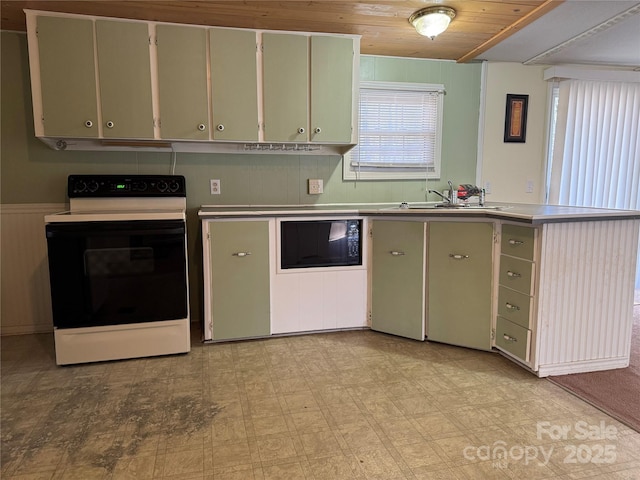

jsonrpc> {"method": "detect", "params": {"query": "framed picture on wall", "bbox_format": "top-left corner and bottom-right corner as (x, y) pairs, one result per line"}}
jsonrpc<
(504, 94), (529, 143)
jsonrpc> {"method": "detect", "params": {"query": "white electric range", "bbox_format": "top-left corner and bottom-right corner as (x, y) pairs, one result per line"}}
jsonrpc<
(44, 174), (190, 365)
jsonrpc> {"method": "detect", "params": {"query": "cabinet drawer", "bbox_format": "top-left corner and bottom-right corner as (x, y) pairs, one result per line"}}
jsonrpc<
(497, 286), (532, 329)
(501, 224), (535, 261)
(499, 255), (534, 295)
(495, 317), (531, 363)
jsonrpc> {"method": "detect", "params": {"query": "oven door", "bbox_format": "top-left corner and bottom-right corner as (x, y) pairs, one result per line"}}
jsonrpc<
(46, 220), (188, 328)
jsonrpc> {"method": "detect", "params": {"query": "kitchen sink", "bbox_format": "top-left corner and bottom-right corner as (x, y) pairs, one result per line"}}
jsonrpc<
(428, 204), (504, 210)
(385, 203), (506, 211)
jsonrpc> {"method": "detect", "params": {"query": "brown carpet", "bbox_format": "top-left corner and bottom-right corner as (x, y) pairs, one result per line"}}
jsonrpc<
(548, 303), (640, 433)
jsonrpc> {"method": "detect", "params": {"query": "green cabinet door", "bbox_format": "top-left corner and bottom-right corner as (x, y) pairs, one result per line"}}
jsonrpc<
(156, 25), (208, 140)
(210, 28), (259, 141)
(36, 16), (98, 137)
(310, 36), (353, 143)
(371, 220), (426, 340)
(428, 222), (494, 350)
(209, 221), (270, 340)
(262, 33), (308, 142)
(96, 20), (154, 139)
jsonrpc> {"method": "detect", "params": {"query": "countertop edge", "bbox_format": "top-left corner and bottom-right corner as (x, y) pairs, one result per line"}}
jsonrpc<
(198, 204), (640, 224)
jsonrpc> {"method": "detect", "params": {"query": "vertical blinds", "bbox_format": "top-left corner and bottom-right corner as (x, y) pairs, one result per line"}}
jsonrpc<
(350, 87), (443, 171)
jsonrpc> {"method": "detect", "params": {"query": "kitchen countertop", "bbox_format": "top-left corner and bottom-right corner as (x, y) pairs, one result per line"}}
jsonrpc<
(198, 202), (640, 224)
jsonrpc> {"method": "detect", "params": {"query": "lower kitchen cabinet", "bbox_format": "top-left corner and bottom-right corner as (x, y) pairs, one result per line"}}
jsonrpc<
(371, 220), (426, 340)
(203, 220), (271, 341)
(427, 221), (494, 350)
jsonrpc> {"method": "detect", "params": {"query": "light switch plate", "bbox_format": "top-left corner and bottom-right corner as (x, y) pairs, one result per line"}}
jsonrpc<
(210, 179), (221, 195)
(308, 179), (323, 195)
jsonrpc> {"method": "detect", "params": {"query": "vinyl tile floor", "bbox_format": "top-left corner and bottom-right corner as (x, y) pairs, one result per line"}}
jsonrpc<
(2, 327), (640, 480)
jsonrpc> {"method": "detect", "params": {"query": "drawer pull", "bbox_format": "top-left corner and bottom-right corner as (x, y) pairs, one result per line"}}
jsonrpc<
(508, 239), (524, 246)
(505, 302), (520, 311)
(449, 254), (469, 260)
(232, 252), (252, 257)
(506, 270), (521, 278)
(503, 334), (518, 342)
(390, 251), (405, 256)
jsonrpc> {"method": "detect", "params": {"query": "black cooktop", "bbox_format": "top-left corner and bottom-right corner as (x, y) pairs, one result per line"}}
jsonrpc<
(68, 174), (186, 198)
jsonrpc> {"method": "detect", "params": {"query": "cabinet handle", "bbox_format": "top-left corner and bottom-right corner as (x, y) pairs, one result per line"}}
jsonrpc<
(198, 123), (206, 131)
(506, 270), (521, 278)
(232, 252), (252, 257)
(314, 127), (322, 134)
(503, 334), (518, 342)
(389, 251), (405, 256)
(298, 127), (305, 134)
(106, 121), (114, 129)
(85, 120), (93, 128)
(505, 302), (520, 311)
(449, 254), (469, 260)
(217, 124), (225, 131)
(508, 239), (524, 245)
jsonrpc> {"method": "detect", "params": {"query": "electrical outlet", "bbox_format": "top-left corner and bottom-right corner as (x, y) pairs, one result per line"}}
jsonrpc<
(308, 179), (323, 195)
(210, 179), (221, 195)
(484, 181), (491, 194)
(526, 180), (534, 193)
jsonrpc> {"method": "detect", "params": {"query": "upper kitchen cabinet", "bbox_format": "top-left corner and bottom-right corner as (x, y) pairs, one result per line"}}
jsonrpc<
(262, 33), (309, 143)
(310, 36), (354, 143)
(156, 24), (209, 140)
(210, 28), (259, 141)
(95, 20), (154, 139)
(33, 16), (99, 137)
(262, 33), (357, 144)
(25, 10), (359, 152)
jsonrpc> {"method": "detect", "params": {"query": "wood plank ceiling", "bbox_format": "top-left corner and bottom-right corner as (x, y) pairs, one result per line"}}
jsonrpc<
(0, 1), (561, 62)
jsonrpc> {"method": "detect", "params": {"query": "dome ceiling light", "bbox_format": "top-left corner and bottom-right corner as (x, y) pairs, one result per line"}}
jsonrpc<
(409, 6), (456, 40)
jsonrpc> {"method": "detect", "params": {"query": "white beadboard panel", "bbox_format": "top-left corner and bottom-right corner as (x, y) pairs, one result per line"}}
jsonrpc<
(271, 269), (367, 334)
(1, 203), (65, 335)
(536, 219), (640, 375)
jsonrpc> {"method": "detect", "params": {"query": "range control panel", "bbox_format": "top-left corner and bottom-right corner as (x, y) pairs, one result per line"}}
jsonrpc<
(68, 175), (186, 198)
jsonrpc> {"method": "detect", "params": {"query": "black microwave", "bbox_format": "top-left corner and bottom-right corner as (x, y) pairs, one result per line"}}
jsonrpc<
(280, 219), (362, 269)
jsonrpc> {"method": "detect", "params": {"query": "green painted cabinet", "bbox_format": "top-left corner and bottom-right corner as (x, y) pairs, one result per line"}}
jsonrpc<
(371, 220), (426, 340)
(207, 221), (271, 341)
(36, 16), (98, 137)
(95, 19), (154, 139)
(428, 222), (494, 350)
(156, 24), (209, 140)
(495, 223), (537, 364)
(310, 36), (354, 143)
(263, 33), (355, 143)
(210, 28), (259, 141)
(28, 12), (356, 148)
(262, 33), (309, 142)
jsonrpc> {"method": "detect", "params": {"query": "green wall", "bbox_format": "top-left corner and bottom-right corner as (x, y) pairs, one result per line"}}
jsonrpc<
(1, 31), (482, 322)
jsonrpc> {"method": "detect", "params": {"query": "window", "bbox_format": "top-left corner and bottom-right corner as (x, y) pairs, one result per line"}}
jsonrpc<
(343, 81), (445, 180)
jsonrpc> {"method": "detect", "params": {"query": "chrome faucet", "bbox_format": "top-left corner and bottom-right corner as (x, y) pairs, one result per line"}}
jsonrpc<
(428, 180), (456, 204)
(427, 189), (451, 203)
(447, 180), (457, 204)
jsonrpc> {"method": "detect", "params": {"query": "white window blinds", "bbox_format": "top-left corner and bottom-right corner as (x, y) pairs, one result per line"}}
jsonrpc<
(345, 81), (444, 180)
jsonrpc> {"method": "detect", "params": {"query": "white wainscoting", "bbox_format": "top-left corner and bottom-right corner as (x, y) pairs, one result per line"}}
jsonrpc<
(535, 219), (640, 376)
(1, 203), (64, 335)
(271, 269), (368, 335)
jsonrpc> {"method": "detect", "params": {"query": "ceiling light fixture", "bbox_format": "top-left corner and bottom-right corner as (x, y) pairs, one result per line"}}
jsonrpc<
(409, 6), (456, 40)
